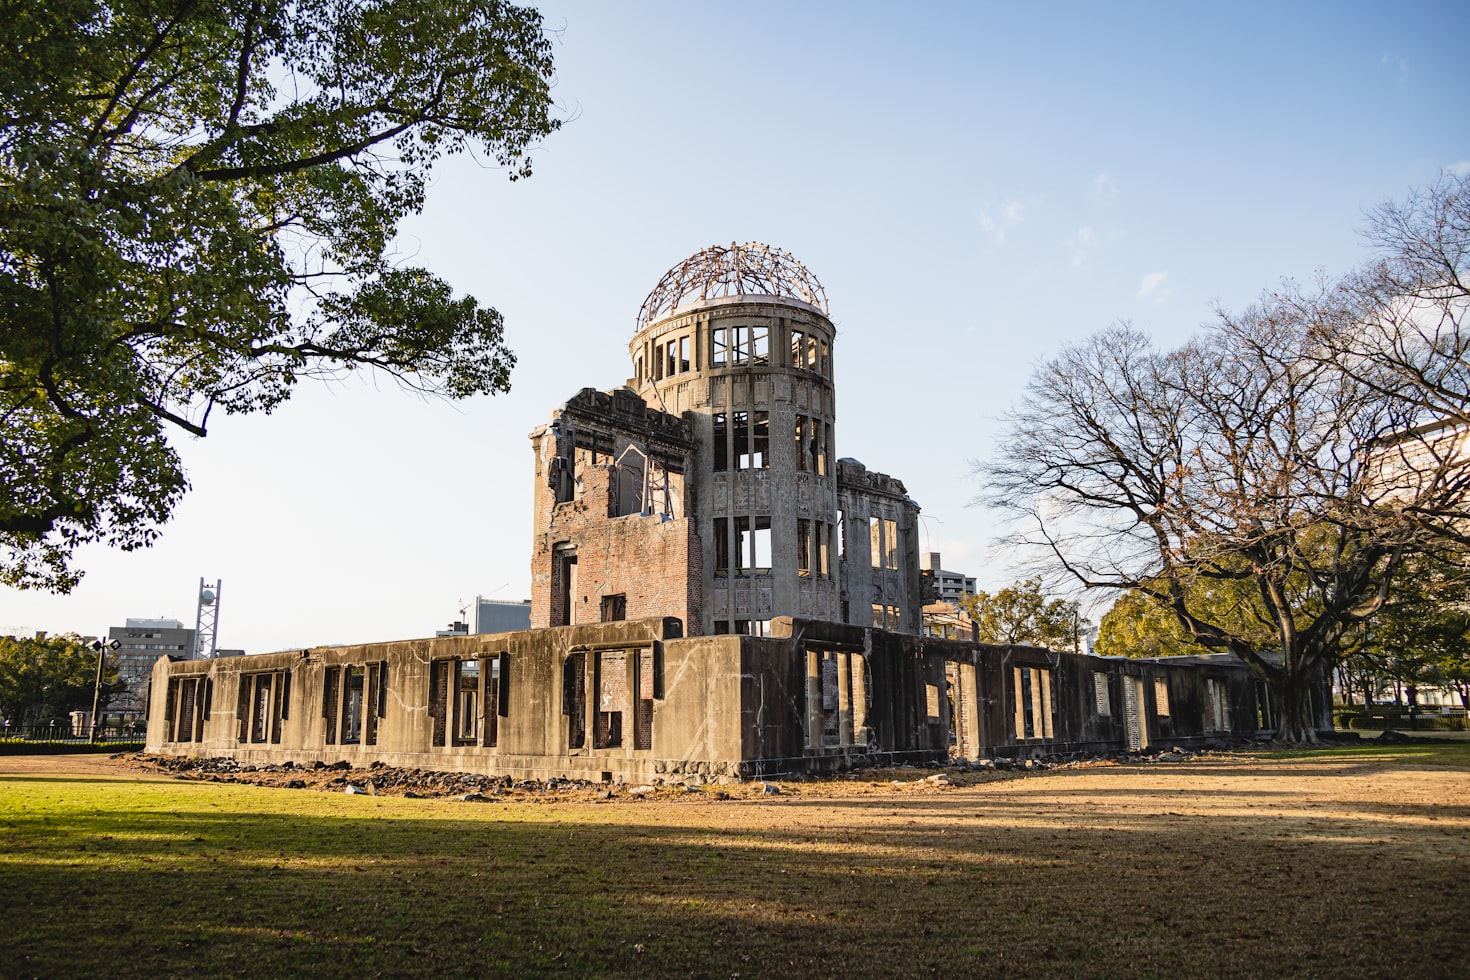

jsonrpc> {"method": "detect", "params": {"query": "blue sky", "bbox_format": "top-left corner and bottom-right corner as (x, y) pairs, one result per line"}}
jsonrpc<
(5, 1), (1468, 650)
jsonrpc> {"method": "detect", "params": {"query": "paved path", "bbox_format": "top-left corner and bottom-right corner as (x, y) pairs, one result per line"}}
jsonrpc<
(0, 753), (139, 776)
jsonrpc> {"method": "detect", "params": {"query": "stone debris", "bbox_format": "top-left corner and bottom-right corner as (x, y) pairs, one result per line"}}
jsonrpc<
(121, 742), (1236, 805)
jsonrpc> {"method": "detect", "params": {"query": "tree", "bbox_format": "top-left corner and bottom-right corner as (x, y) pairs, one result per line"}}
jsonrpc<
(1346, 552), (1470, 711)
(980, 180), (1469, 743)
(1, 0), (560, 590)
(960, 577), (1083, 650)
(0, 633), (122, 727)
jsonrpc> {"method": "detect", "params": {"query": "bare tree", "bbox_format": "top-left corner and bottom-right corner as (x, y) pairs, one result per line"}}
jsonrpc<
(982, 259), (1466, 740)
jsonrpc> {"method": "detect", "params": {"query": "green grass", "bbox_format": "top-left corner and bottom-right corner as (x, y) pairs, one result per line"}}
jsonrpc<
(2, 749), (1468, 977)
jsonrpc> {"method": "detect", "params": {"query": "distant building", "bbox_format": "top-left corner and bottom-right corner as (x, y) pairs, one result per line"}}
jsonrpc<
(474, 598), (532, 634)
(109, 618), (195, 717)
(921, 552), (976, 607)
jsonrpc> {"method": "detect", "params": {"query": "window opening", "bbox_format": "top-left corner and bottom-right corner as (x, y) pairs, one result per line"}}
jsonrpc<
(635, 649), (655, 750)
(595, 650), (626, 749)
(797, 518), (811, 577)
(564, 653), (587, 749)
(735, 516), (772, 573)
(870, 517), (883, 569)
(455, 659), (479, 746)
(601, 593), (627, 622)
(323, 666), (341, 745)
(1154, 677), (1171, 717)
(884, 518), (898, 569)
(365, 662), (385, 746)
(795, 415), (808, 471)
(790, 329), (805, 367)
(712, 412), (728, 471)
(711, 326), (730, 367)
(714, 518), (730, 576)
(428, 659), (449, 747)
(735, 411), (769, 469)
(342, 665), (364, 744)
(1093, 672), (1111, 715)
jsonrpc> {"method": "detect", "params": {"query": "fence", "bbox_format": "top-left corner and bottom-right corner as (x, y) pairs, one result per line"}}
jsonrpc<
(1334, 706), (1469, 732)
(0, 720), (146, 745)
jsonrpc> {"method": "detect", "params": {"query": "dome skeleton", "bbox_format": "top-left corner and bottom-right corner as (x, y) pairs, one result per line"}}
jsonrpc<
(637, 242), (829, 329)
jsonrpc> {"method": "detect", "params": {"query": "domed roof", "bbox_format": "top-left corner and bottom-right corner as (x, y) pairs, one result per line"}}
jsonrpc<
(637, 242), (828, 328)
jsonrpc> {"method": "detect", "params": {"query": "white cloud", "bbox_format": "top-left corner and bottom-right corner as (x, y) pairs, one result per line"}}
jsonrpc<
(977, 198), (1032, 242)
(1090, 172), (1119, 199)
(1137, 271), (1172, 304)
(1448, 160), (1470, 176)
(1134, 268), (1170, 302)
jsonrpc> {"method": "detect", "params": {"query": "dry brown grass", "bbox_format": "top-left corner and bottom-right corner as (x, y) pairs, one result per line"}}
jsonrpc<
(2, 743), (1467, 977)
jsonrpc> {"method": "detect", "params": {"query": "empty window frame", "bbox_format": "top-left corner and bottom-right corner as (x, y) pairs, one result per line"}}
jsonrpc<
(342, 665), (366, 744)
(870, 516), (883, 569)
(790, 329), (806, 368)
(795, 519), (831, 580)
(428, 655), (504, 748)
(564, 652), (587, 749)
(795, 415), (808, 471)
(601, 593), (627, 622)
(1154, 677), (1171, 717)
(884, 519), (898, 570)
(237, 670), (290, 745)
(165, 676), (210, 743)
(732, 620), (772, 636)
(323, 664), (377, 746)
(1205, 678), (1230, 734)
(661, 335), (690, 377)
(734, 410), (769, 469)
(712, 412), (729, 471)
(1012, 667), (1054, 740)
(594, 649), (626, 749)
(635, 649), (655, 750)
(735, 516), (772, 573)
(714, 517), (731, 576)
(1093, 672), (1111, 715)
(714, 325), (769, 366)
(798, 518), (812, 577)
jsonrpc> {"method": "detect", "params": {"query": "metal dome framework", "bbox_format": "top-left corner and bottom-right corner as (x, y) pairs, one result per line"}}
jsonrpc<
(637, 242), (828, 329)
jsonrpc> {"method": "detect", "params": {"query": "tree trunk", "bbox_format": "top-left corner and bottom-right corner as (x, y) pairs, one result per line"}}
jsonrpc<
(1272, 674), (1318, 745)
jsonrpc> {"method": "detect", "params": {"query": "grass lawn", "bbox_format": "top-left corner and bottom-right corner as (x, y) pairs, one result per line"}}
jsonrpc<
(2, 744), (1467, 977)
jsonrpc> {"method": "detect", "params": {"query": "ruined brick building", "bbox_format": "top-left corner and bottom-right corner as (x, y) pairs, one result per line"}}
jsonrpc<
(529, 243), (922, 638)
(146, 244), (1276, 782)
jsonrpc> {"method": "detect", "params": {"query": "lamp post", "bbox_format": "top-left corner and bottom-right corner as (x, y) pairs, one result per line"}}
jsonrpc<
(88, 637), (120, 742)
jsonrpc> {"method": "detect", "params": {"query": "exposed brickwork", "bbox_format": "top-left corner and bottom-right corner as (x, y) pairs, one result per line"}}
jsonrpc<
(530, 388), (701, 633)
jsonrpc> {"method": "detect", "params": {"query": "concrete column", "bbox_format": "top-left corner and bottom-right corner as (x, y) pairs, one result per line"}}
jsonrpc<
(838, 652), (853, 747)
(806, 649), (821, 751)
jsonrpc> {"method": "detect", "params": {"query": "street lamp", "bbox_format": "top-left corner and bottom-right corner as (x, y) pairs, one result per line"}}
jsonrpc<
(88, 637), (120, 742)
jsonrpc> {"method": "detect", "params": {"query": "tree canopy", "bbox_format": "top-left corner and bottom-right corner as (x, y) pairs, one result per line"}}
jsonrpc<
(1, 0), (560, 590)
(960, 577), (1082, 651)
(980, 174), (1469, 742)
(0, 633), (122, 726)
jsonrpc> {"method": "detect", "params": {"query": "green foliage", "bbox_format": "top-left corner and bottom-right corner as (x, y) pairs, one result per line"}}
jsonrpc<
(1339, 553), (1470, 705)
(1096, 575), (1285, 658)
(0, 0), (560, 589)
(0, 633), (121, 725)
(960, 577), (1082, 649)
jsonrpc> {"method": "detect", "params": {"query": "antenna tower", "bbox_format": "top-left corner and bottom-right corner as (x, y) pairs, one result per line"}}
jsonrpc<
(193, 577), (222, 659)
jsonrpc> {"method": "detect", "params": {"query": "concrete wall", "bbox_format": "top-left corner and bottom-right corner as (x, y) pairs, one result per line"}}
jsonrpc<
(146, 617), (1272, 782)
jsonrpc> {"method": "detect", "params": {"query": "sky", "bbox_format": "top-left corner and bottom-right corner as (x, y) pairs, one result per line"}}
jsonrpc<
(4, 1), (1469, 652)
